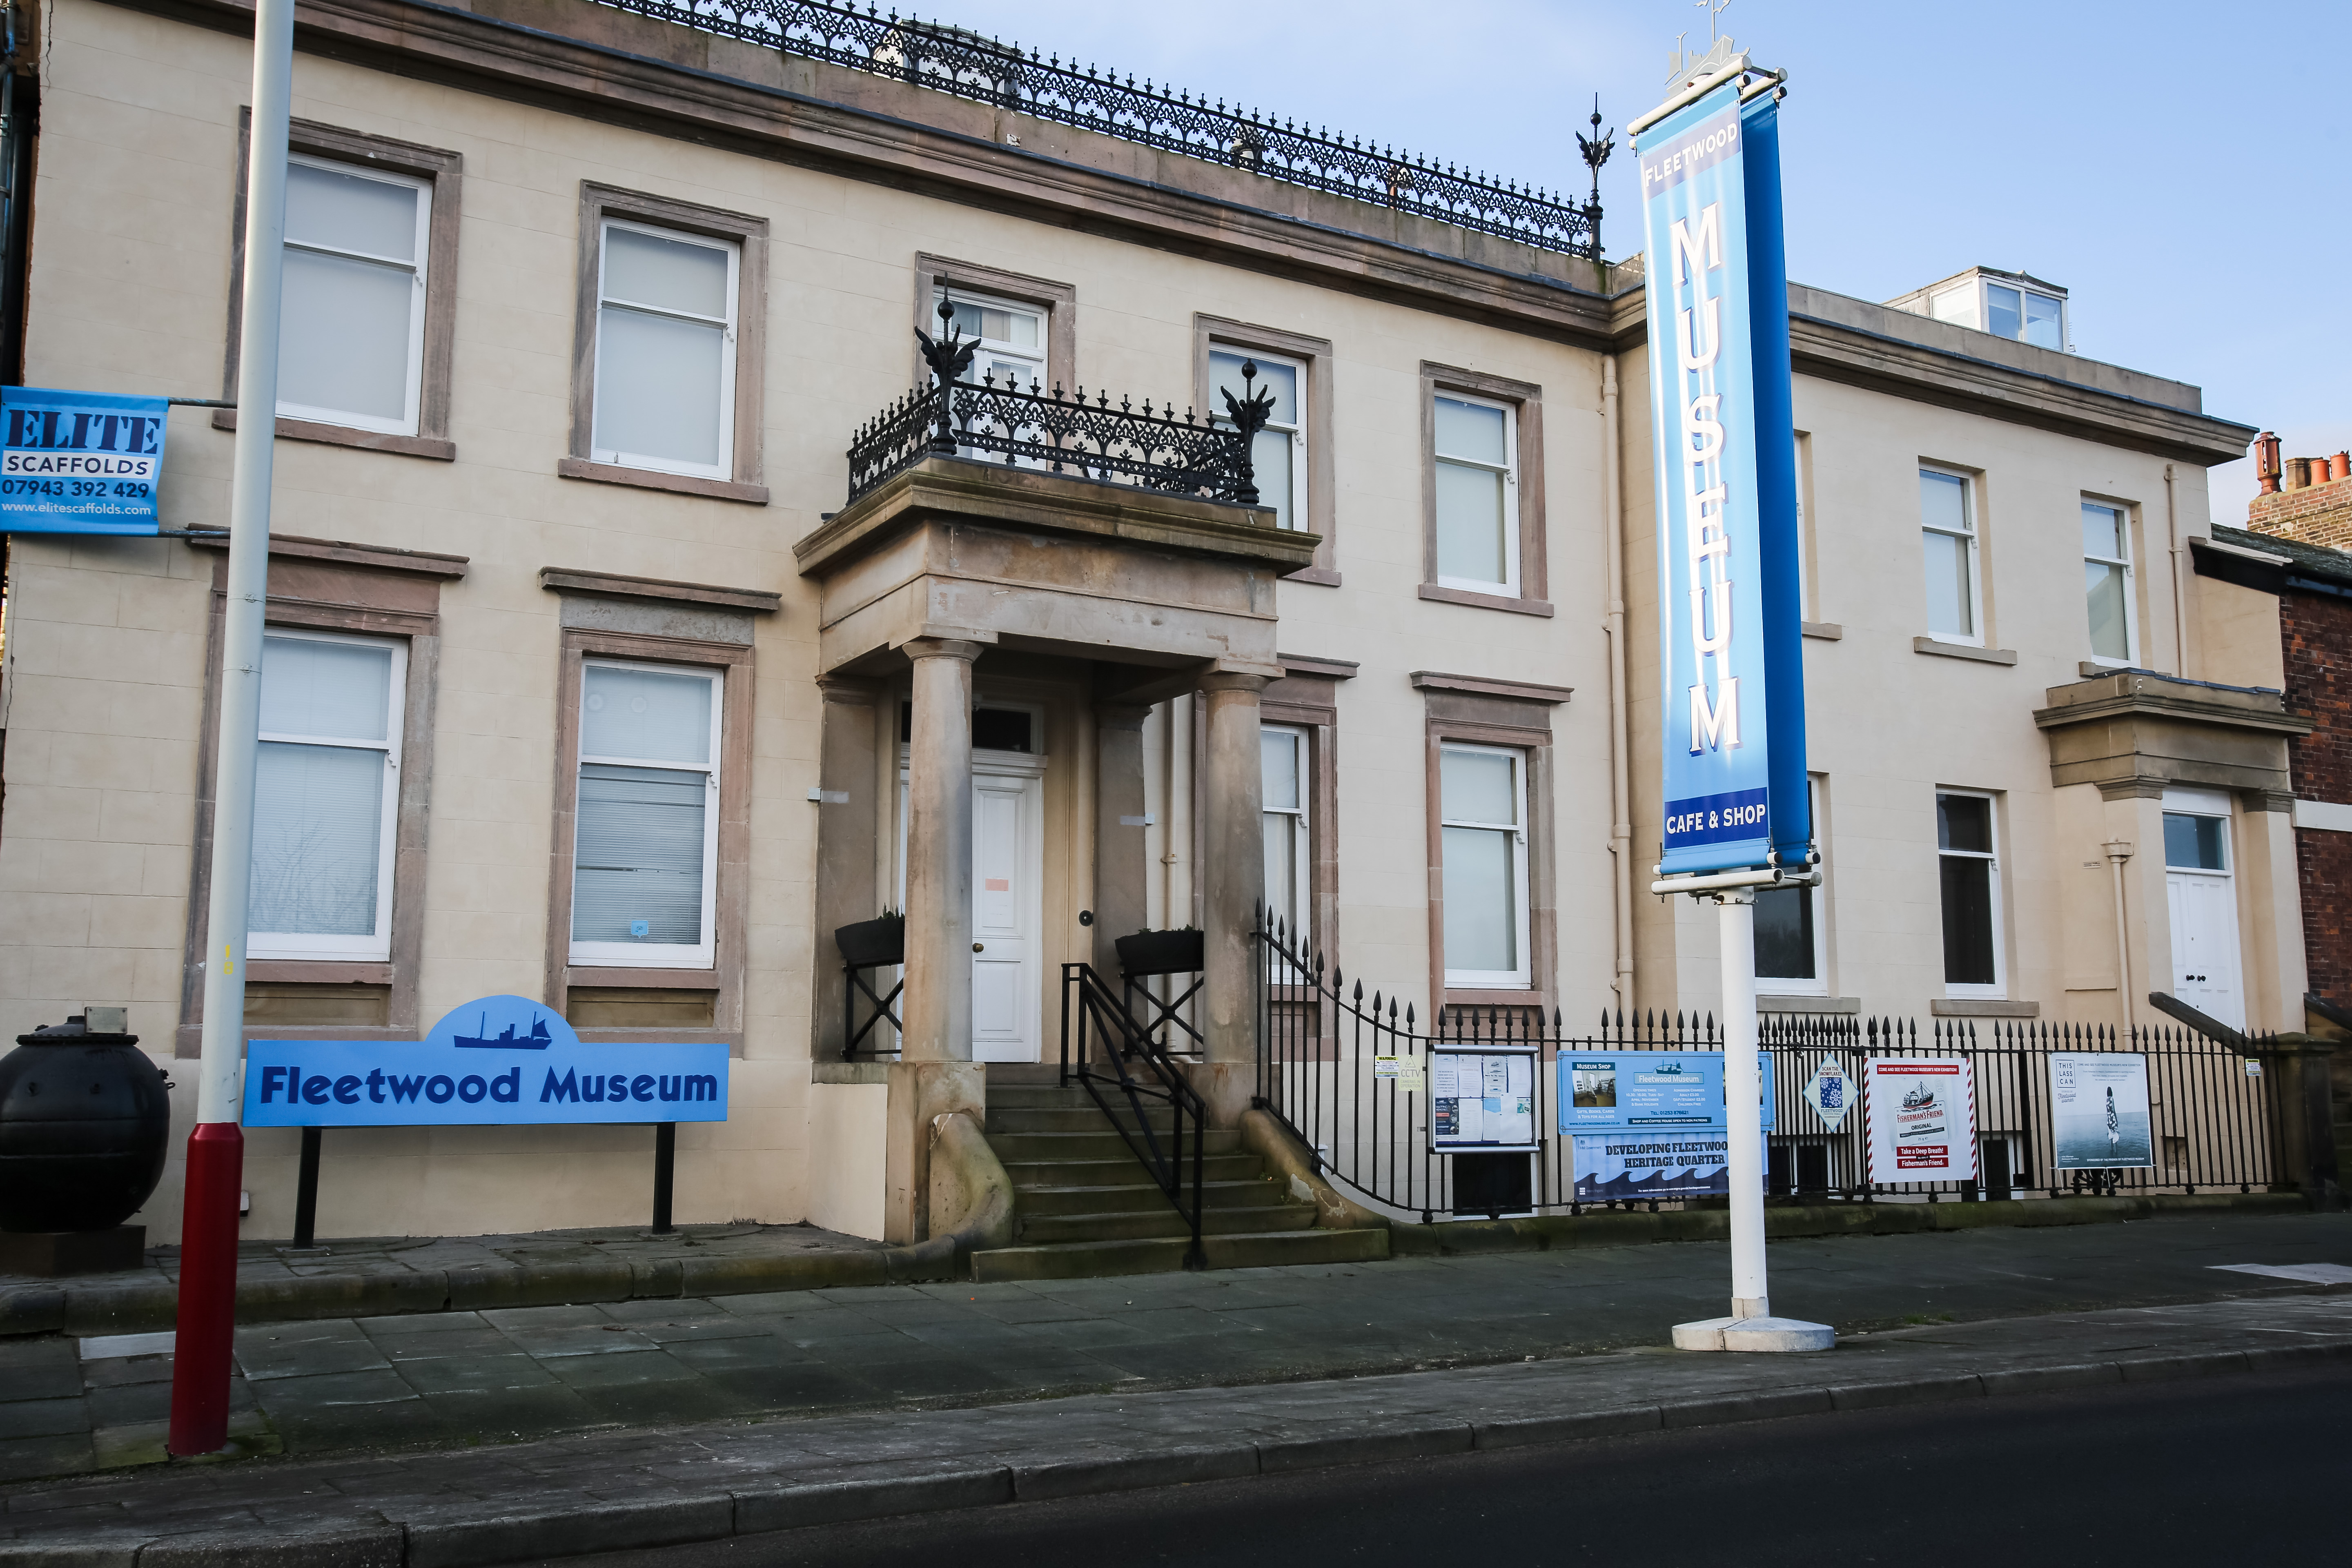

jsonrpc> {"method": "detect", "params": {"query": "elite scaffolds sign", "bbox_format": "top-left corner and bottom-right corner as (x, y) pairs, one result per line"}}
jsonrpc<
(0, 387), (168, 535)
(241, 994), (729, 1128)
(1637, 74), (1809, 878)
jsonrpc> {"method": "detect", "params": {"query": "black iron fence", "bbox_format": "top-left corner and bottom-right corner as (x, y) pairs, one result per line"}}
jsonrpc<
(848, 370), (1261, 506)
(1252, 915), (2286, 1224)
(590, 0), (1602, 258)
(1060, 963), (1206, 1266)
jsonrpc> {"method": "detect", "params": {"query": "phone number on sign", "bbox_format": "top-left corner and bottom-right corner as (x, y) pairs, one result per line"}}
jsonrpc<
(0, 478), (151, 499)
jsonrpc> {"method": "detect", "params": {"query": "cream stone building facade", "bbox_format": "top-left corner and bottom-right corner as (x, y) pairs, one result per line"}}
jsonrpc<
(0, 0), (2289, 1245)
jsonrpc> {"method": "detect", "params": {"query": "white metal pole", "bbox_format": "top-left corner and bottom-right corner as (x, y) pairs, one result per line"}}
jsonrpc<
(167, 0), (291, 1456)
(1718, 890), (1768, 1320)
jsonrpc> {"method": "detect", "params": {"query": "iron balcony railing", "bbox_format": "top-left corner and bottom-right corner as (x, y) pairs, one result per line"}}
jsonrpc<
(590, 0), (1603, 258)
(848, 298), (1276, 506)
(1252, 913), (2288, 1223)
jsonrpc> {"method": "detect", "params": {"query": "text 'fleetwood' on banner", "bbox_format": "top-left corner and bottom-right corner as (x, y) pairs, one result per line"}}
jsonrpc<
(1637, 75), (1809, 878)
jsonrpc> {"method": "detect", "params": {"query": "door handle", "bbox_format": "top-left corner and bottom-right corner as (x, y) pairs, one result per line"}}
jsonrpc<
(973, 943), (985, 953)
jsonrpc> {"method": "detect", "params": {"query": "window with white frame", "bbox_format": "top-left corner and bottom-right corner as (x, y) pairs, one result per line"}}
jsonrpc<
(570, 661), (723, 968)
(1434, 394), (1519, 592)
(937, 287), (1045, 389)
(277, 156), (432, 435)
(2082, 500), (2136, 665)
(590, 220), (740, 479)
(1919, 468), (1981, 643)
(1214, 350), (1305, 532)
(248, 630), (406, 961)
(1261, 725), (1310, 947)
(1928, 278), (2065, 350)
(1440, 744), (1530, 988)
(1755, 777), (1826, 993)
(1936, 791), (2004, 997)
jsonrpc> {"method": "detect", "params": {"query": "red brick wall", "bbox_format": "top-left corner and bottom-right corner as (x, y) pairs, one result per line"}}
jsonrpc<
(2250, 479), (2352, 549)
(2284, 588), (2352, 1000)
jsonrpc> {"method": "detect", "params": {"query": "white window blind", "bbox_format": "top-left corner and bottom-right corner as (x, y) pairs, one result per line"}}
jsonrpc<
(1440, 744), (1530, 987)
(1213, 350), (1304, 532)
(570, 661), (722, 968)
(1434, 394), (1518, 591)
(248, 630), (405, 960)
(592, 220), (738, 479)
(278, 156), (430, 435)
(1261, 725), (1309, 947)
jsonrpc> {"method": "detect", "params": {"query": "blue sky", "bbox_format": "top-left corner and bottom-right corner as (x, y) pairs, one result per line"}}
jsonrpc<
(927, 0), (2347, 513)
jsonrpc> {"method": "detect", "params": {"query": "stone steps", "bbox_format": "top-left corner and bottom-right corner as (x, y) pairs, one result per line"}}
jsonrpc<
(971, 1227), (1389, 1283)
(975, 1073), (1383, 1283)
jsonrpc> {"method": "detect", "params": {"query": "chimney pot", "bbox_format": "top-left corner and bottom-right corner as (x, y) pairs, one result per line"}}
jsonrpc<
(2256, 431), (2283, 494)
(2333, 451), (2350, 483)
(2286, 457), (2313, 490)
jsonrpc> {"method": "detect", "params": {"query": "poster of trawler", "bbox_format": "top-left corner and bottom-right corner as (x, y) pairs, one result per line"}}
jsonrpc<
(1864, 1058), (1977, 1183)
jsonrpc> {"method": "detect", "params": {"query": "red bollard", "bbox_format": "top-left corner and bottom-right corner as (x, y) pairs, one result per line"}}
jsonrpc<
(166, 1120), (244, 1456)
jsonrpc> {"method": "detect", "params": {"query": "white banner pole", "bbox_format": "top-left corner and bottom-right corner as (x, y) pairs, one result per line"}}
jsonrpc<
(1717, 891), (1768, 1318)
(167, 0), (292, 1455)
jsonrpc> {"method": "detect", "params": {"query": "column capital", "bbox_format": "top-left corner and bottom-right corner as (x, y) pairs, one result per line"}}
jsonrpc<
(1196, 670), (1273, 697)
(1092, 701), (1152, 731)
(816, 675), (881, 706)
(902, 636), (987, 664)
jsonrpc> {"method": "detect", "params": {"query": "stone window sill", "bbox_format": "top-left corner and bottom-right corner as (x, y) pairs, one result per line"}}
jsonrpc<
(1930, 998), (2040, 1018)
(1802, 621), (1843, 640)
(1757, 994), (1859, 1013)
(1285, 565), (1343, 587)
(558, 456), (769, 505)
(1914, 637), (2018, 666)
(214, 408), (454, 461)
(1419, 584), (1554, 617)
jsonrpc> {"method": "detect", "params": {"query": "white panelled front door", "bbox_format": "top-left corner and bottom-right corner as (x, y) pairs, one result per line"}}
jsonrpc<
(897, 746), (1045, 1062)
(970, 764), (1043, 1061)
(2167, 871), (2243, 1030)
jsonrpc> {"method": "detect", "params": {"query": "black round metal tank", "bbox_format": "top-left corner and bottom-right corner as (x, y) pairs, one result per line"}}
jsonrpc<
(0, 1016), (172, 1232)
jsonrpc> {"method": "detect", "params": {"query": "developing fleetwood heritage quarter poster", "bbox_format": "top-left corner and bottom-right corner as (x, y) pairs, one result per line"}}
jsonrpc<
(2050, 1052), (2155, 1169)
(1863, 1058), (1977, 1183)
(1636, 77), (1810, 877)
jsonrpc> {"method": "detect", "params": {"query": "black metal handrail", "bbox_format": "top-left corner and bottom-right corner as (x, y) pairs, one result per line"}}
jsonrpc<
(1060, 962), (1205, 1268)
(1251, 910), (2287, 1221)
(849, 298), (1277, 507)
(588, 0), (1603, 258)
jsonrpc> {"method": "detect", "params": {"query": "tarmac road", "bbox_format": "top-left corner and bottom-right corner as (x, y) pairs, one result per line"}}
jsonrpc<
(550, 1359), (2352, 1566)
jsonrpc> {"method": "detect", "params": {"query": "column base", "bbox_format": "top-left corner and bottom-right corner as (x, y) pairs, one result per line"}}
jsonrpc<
(882, 1060), (986, 1244)
(1180, 1060), (1254, 1129)
(1671, 1315), (1838, 1353)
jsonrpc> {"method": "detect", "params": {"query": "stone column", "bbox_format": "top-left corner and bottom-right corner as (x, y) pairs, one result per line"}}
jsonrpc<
(885, 637), (985, 1243)
(1194, 671), (1270, 1125)
(901, 639), (980, 1064)
(811, 677), (879, 1060)
(1093, 703), (1152, 977)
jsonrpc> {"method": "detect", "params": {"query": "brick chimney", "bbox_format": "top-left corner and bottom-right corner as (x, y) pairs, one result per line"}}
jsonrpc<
(2247, 431), (2352, 548)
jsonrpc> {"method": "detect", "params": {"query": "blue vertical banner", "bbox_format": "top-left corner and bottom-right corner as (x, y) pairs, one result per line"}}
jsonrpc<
(0, 388), (169, 535)
(1638, 80), (1809, 878)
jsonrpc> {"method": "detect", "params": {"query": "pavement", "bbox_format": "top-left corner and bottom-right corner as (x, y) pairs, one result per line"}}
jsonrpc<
(0, 1224), (891, 1338)
(2, 1211), (2348, 1490)
(5, 1283), (2350, 1566)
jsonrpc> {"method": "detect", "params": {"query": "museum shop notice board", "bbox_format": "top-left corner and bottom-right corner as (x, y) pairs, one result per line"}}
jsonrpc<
(241, 994), (727, 1239)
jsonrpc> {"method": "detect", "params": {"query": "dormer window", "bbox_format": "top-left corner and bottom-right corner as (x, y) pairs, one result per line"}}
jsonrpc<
(1898, 268), (2069, 352)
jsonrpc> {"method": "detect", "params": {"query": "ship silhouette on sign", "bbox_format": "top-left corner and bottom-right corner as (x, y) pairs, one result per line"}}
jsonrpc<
(452, 1013), (554, 1050)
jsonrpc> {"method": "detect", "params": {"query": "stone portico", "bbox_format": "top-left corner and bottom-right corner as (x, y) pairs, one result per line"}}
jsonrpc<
(793, 457), (1317, 1241)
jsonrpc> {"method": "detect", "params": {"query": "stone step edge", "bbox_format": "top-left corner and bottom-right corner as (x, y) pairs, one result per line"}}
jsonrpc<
(42, 1339), (2352, 1567)
(8, 1190), (2305, 1338)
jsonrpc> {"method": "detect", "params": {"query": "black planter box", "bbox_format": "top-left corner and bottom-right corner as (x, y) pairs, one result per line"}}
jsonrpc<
(1115, 928), (1204, 978)
(835, 916), (905, 969)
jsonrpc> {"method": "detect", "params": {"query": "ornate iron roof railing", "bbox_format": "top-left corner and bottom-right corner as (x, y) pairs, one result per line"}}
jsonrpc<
(593, 0), (1603, 258)
(849, 297), (1275, 506)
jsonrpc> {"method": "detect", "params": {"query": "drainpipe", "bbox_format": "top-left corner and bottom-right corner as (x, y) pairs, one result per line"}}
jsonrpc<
(1602, 357), (1634, 1011)
(2163, 464), (2189, 678)
(2105, 837), (2136, 1034)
